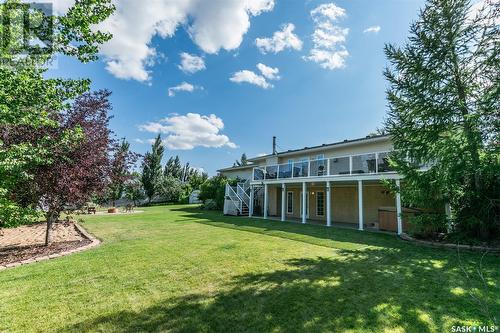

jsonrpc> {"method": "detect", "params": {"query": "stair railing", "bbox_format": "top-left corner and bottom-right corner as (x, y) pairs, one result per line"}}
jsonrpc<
(225, 184), (243, 213)
(236, 183), (250, 208)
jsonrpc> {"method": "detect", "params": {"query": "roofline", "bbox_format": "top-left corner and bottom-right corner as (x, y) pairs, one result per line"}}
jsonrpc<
(247, 134), (391, 162)
(217, 164), (254, 173)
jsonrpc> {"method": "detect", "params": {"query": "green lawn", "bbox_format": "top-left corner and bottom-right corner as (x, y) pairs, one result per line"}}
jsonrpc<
(1, 205), (498, 333)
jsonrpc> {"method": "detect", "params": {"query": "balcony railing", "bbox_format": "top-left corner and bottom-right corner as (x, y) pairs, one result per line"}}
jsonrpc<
(252, 151), (395, 181)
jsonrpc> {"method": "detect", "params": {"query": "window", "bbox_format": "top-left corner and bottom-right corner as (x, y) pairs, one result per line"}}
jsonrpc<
(287, 191), (293, 214)
(316, 191), (325, 216)
(316, 154), (325, 160)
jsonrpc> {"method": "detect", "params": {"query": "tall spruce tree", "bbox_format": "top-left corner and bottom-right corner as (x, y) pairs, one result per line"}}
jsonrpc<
(384, 0), (499, 239)
(141, 135), (164, 203)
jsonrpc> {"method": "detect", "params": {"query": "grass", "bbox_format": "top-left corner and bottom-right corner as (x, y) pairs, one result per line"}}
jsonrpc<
(0, 205), (498, 333)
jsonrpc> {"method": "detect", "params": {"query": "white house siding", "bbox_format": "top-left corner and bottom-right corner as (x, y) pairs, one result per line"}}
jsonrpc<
(220, 168), (253, 181)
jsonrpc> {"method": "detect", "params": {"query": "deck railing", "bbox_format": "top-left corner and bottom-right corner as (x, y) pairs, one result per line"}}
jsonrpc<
(252, 151), (395, 181)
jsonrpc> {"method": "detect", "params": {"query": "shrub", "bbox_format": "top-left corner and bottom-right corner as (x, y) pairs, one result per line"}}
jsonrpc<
(202, 199), (218, 210)
(407, 213), (448, 240)
(199, 175), (228, 210)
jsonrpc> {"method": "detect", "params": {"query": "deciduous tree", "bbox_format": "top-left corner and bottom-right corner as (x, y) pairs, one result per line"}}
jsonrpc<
(0, 0), (115, 226)
(108, 140), (138, 207)
(12, 90), (114, 244)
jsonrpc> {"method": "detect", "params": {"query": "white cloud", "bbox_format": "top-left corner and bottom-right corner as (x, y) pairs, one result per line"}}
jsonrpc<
(304, 3), (349, 70)
(312, 22), (348, 47)
(168, 82), (202, 97)
(178, 52), (206, 74)
(138, 113), (237, 150)
(134, 138), (146, 144)
(306, 49), (348, 70)
(310, 3), (346, 22)
(363, 25), (381, 34)
(230, 70), (272, 89)
(58, 0), (276, 82)
(256, 63), (280, 80)
(255, 23), (303, 54)
(230, 63), (280, 89)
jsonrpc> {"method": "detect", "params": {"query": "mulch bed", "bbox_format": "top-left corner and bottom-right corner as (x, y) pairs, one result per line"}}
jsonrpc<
(0, 221), (94, 266)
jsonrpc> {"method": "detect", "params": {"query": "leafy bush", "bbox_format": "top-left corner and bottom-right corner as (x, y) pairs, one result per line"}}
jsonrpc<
(159, 176), (183, 203)
(0, 196), (39, 228)
(407, 213), (448, 240)
(124, 174), (145, 206)
(199, 175), (228, 210)
(202, 199), (218, 210)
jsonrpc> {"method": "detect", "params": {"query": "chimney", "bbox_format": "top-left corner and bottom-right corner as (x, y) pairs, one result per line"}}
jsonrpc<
(272, 136), (277, 155)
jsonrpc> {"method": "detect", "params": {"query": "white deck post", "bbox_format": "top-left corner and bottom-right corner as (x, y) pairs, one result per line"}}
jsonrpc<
(326, 181), (331, 227)
(281, 183), (286, 221)
(396, 179), (402, 235)
(358, 180), (363, 230)
(445, 202), (452, 232)
(264, 183), (268, 219)
(249, 185), (254, 217)
(302, 182), (307, 224)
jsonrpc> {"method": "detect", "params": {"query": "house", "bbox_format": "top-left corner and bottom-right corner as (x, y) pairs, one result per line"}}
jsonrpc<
(218, 134), (409, 234)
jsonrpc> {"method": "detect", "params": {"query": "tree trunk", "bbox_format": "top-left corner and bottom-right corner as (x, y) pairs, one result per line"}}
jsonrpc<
(45, 213), (55, 246)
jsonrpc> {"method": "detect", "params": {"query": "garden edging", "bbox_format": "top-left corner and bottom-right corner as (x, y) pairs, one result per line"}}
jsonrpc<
(399, 233), (500, 253)
(0, 222), (101, 271)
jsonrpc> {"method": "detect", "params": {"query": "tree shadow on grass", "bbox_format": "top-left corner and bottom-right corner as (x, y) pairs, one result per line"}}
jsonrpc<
(62, 246), (498, 333)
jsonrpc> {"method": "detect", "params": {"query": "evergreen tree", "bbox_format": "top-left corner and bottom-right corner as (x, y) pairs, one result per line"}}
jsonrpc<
(384, 0), (499, 239)
(164, 157), (175, 177)
(234, 153), (248, 167)
(173, 156), (182, 179)
(141, 135), (164, 203)
(241, 153), (248, 166)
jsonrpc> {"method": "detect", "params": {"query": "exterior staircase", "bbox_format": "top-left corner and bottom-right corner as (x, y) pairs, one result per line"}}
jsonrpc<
(224, 179), (251, 216)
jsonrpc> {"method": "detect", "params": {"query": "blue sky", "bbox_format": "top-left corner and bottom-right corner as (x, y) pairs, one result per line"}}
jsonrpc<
(50, 0), (425, 175)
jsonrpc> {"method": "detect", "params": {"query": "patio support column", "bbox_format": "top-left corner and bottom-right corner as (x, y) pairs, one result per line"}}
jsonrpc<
(302, 182), (307, 224)
(396, 179), (402, 235)
(281, 183), (286, 222)
(326, 181), (331, 227)
(249, 185), (254, 217)
(264, 183), (268, 219)
(445, 202), (452, 232)
(358, 180), (364, 230)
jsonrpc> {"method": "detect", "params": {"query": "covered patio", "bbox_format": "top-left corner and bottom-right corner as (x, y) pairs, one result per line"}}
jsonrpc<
(248, 178), (404, 234)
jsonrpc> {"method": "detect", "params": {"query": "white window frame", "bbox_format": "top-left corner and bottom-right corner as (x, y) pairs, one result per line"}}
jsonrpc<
(316, 191), (325, 216)
(287, 191), (293, 214)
